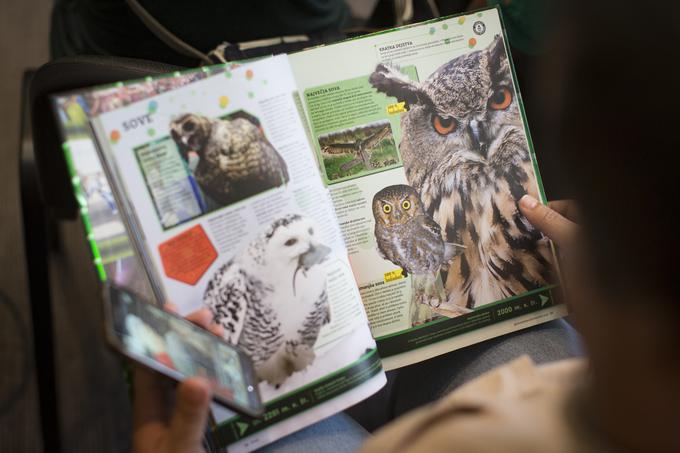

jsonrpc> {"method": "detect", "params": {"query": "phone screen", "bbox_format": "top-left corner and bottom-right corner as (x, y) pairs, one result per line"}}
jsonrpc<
(104, 284), (263, 417)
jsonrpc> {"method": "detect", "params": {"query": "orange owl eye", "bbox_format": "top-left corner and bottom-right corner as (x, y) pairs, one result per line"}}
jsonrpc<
(432, 114), (457, 135)
(382, 204), (392, 214)
(401, 200), (411, 210)
(489, 87), (513, 110)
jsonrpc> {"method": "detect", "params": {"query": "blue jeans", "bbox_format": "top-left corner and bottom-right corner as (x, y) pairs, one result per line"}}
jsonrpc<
(258, 319), (583, 452)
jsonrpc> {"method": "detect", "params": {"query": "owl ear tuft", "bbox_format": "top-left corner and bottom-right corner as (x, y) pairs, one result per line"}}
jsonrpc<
(487, 35), (508, 77)
(369, 63), (430, 109)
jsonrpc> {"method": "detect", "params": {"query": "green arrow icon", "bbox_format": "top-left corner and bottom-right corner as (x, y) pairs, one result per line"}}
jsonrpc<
(236, 421), (249, 436)
(539, 294), (549, 306)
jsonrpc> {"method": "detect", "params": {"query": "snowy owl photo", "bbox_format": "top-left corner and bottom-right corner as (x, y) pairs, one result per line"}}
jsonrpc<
(203, 214), (332, 387)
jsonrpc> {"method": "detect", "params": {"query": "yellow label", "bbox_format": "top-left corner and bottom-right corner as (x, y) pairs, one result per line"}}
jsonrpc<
(387, 102), (406, 115)
(384, 268), (405, 282)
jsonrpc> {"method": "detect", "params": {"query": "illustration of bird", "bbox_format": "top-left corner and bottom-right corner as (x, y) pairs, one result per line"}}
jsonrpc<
(203, 214), (332, 387)
(170, 113), (289, 207)
(370, 35), (554, 310)
(372, 184), (465, 321)
(321, 124), (392, 171)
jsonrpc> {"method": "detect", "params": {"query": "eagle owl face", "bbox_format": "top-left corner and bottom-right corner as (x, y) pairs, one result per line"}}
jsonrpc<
(170, 113), (212, 158)
(370, 36), (520, 165)
(372, 185), (424, 227)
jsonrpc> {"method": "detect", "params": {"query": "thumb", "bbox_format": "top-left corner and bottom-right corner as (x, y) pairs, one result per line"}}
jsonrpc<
(519, 195), (577, 246)
(167, 378), (212, 453)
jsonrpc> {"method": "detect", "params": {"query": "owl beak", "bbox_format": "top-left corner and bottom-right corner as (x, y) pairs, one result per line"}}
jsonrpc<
(292, 243), (331, 296)
(468, 119), (489, 157)
(299, 243), (331, 271)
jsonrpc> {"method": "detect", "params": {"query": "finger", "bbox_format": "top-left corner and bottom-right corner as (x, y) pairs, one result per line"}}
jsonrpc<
(185, 308), (213, 330)
(133, 367), (169, 428)
(209, 323), (224, 337)
(167, 378), (212, 452)
(170, 305), (222, 337)
(519, 195), (578, 245)
(547, 199), (580, 223)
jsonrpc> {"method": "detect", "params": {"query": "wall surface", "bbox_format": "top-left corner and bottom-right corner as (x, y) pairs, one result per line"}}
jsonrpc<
(0, 0), (51, 451)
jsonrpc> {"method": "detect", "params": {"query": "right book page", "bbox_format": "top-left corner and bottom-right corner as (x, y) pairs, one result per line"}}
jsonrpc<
(290, 6), (567, 370)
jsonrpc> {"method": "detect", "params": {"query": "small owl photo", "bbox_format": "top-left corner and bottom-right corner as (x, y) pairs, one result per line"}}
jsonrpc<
(370, 35), (555, 311)
(372, 184), (466, 323)
(170, 110), (290, 211)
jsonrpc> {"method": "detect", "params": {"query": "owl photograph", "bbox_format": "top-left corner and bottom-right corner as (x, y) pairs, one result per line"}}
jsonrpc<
(318, 120), (400, 182)
(370, 35), (554, 311)
(372, 184), (465, 323)
(203, 214), (332, 388)
(170, 111), (289, 211)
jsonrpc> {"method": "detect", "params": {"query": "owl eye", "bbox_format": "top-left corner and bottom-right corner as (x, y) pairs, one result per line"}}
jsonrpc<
(308, 227), (314, 235)
(489, 87), (513, 110)
(284, 238), (298, 246)
(401, 200), (411, 210)
(382, 204), (392, 214)
(183, 120), (196, 132)
(432, 114), (457, 135)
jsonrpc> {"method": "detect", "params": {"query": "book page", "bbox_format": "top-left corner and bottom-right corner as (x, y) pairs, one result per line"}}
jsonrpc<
(290, 7), (567, 370)
(89, 55), (384, 451)
(52, 68), (231, 300)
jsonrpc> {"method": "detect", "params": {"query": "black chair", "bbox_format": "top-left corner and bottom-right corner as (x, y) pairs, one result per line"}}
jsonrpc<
(23, 56), (184, 453)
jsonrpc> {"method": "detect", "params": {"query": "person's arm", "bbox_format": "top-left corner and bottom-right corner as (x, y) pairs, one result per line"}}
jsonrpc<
(132, 307), (223, 453)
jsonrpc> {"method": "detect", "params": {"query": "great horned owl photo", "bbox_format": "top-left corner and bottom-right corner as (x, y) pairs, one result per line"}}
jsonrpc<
(203, 214), (331, 387)
(170, 112), (289, 208)
(372, 184), (465, 322)
(370, 35), (554, 310)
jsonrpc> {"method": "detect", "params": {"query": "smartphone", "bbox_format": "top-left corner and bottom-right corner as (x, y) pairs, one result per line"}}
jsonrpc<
(102, 283), (264, 417)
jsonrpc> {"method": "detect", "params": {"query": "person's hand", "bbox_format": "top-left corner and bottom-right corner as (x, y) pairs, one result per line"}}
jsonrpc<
(132, 307), (223, 453)
(519, 195), (579, 247)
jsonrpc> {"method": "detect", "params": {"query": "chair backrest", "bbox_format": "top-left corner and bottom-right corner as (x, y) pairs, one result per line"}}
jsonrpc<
(29, 55), (184, 220)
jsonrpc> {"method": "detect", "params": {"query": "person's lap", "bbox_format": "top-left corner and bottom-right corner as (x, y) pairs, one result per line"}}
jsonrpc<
(257, 319), (582, 452)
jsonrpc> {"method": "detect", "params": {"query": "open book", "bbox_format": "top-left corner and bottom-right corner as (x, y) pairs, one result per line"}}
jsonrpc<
(51, 7), (566, 452)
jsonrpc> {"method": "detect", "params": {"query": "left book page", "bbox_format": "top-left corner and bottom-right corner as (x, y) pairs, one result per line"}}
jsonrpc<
(64, 55), (384, 452)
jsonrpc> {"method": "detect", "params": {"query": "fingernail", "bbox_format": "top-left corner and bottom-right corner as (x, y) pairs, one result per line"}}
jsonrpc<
(520, 194), (538, 209)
